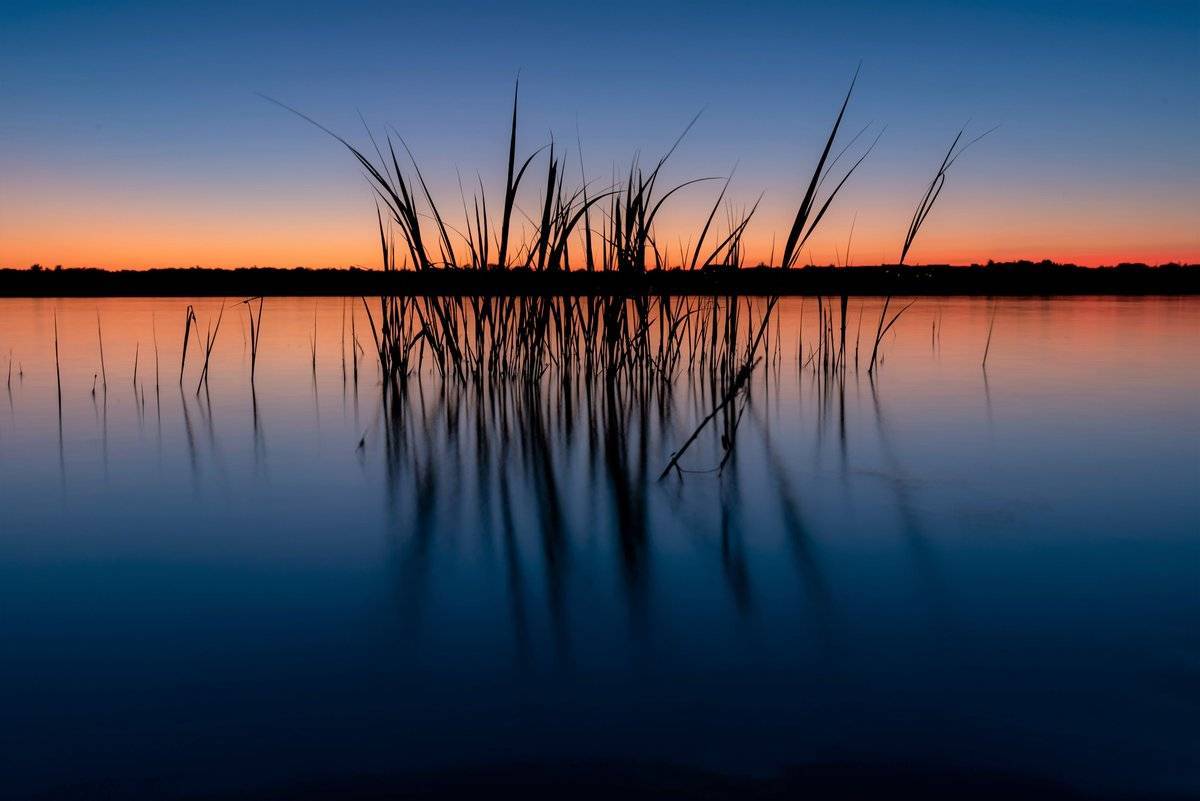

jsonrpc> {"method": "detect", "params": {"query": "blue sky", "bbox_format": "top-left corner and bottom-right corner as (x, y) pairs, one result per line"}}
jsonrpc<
(2, 0), (1197, 266)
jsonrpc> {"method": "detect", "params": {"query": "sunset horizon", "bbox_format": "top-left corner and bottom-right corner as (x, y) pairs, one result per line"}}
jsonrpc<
(2, 3), (1197, 800)
(3, 2), (1197, 272)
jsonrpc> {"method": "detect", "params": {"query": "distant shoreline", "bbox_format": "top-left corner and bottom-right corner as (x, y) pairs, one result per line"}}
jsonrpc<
(1, 262), (1196, 297)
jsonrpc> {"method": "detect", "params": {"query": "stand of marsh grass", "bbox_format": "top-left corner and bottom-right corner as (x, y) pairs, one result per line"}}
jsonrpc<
(268, 66), (882, 279)
(263, 70), (929, 405)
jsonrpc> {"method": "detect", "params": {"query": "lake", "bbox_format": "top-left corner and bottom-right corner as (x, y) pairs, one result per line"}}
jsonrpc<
(1, 296), (1196, 799)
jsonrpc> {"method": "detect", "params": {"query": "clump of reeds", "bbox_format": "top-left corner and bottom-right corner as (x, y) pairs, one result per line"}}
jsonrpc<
(248, 73), (994, 403)
(340, 73), (873, 396)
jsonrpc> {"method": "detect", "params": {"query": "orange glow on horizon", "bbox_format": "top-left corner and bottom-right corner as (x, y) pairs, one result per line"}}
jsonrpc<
(3, 179), (1197, 269)
(4, 223), (1198, 270)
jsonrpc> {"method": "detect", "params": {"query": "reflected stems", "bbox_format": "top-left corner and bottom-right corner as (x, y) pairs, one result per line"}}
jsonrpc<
(53, 310), (64, 490)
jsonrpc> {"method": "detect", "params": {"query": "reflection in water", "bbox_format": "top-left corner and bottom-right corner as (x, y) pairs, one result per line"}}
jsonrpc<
(363, 329), (853, 650)
(0, 296), (1197, 799)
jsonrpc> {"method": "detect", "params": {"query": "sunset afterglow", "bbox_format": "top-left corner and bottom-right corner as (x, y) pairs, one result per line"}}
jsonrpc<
(2, 1), (1197, 269)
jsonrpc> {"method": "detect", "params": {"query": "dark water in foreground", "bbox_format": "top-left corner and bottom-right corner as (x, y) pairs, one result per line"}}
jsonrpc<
(0, 297), (1197, 799)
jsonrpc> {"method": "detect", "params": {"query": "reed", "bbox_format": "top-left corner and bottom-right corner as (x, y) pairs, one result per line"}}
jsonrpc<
(309, 304), (317, 376)
(862, 125), (995, 374)
(900, 125), (997, 266)
(96, 311), (108, 392)
(350, 302), (360, 385)
(195, 303), (225, 395)
(779, 67), (880, 271)
(659, 296), (779, 479)
(179, 305), (197, 384)
(53, 311), (62, 404)
(242, 296), (264, 383)
(867, 297), (917, 374)
(982, 301), (998, 369)
(152, 312), (160, 396)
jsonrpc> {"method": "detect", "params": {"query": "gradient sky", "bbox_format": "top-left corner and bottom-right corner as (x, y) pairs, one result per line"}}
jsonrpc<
(2, 0), (1197, 268)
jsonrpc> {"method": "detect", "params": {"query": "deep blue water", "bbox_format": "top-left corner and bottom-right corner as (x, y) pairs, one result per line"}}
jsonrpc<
(0, 297), (1197, 799)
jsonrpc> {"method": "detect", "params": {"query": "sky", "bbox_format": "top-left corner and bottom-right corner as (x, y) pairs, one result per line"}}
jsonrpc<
(1, 0), (1197, 269)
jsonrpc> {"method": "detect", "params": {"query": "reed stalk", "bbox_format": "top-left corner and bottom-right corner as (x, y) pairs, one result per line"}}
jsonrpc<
(179, 305), (196, 385)
(982, 302), (998, 369)
(53, 311), (62, 404)
(96, 311), (107, 392)
(195, 303), (225, 395)
(242, 297), (264, 383)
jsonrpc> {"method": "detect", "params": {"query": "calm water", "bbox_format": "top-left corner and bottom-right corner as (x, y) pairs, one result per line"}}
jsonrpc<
(0, 296), (1197, 799)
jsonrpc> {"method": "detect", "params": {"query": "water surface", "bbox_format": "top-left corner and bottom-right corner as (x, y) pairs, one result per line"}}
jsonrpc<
(1, 296), (1197, 799)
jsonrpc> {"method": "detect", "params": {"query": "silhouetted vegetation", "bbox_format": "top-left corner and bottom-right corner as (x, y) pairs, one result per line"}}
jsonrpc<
(1, 261), (1194, 297)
